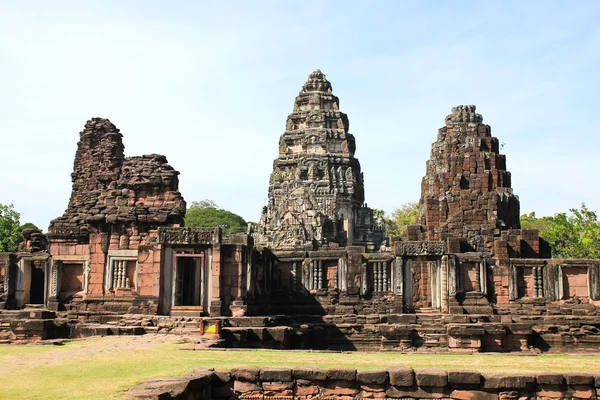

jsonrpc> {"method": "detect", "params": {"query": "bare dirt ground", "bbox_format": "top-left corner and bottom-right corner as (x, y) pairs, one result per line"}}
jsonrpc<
(0, 334), (200, 375)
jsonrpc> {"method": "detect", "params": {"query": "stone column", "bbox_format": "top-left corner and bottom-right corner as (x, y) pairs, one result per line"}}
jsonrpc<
(246, 247), (253, 295)
(441, 255), (449, 313)
(447, 255), (457, 298)
(360, 262), (367, 295)
(589, 263), (600, 301)
(209, 244), (223, 316)
(308, 260), (314, 290)
(394, 256), (403, 296)
(508, 263), (516, 301)
(317, 260), (323, 289)
(479, 260), (487, 294)
(292, 261), (297, 292)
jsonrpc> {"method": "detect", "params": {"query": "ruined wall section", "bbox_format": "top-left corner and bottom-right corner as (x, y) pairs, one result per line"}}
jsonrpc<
(48, 118), (186, 238)
(258, 70), (376, 250)
(416, 105), (523, 255)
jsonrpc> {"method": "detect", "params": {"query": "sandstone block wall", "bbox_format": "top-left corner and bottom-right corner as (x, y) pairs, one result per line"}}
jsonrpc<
(125, 366), (600, 400)
(414, 105), (531, 257)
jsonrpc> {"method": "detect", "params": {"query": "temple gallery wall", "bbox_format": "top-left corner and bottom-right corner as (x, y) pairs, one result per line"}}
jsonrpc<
(1, 70), (599, 354)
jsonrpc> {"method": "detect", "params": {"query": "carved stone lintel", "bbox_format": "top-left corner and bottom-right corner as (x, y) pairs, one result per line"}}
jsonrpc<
(395, 241), (445, 256)
(159, 227), (220, 245)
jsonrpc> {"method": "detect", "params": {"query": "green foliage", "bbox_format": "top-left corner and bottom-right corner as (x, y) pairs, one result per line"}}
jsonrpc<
(19, 222), (39, 232)
(386, 201), (419, 242)
(185, 199), (247, 235)
(191, 199), (219, 209)
(520, 204), (600, 259)
(372, 208), (386, 230)
(0, 203), (22, 252)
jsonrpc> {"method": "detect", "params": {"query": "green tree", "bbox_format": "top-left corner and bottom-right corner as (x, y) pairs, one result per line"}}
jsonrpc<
(386, 201), (419, 242)
(185, 199), (248, 235)
(520, 204), (600, 259)
(191, 199), (219, 209)
(19, 222), (40, 232)
(0, 203), (22, 252)
(372, 209), (387, 230)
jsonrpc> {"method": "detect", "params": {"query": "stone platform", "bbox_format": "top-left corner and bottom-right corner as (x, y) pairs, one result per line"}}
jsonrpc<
(2, 307), (599, 354)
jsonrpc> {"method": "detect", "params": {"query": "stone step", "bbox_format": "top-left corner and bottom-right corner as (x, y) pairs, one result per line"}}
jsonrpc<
(72, 324), (146, 338)
(24, 304), (46, 309)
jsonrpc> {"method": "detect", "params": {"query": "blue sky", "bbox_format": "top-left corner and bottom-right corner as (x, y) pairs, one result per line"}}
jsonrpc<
(1, 1), (599, 229)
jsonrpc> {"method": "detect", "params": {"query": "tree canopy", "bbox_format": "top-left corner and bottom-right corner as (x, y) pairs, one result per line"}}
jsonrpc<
(0, 203), (22, 252)
(521, 204), (600, 259)
(184, 199), (248, 235)
(385, 201), (419, 242)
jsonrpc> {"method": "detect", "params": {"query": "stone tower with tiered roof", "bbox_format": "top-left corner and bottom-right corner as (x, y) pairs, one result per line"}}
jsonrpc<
(257, 70), (381, 250)
(416, 105), (521, 255)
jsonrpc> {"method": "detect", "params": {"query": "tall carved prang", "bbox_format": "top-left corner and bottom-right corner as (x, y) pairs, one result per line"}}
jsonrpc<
(257, 70), (382, 250)
(415, 105), (521, 255)
(48, 118), (186, 238)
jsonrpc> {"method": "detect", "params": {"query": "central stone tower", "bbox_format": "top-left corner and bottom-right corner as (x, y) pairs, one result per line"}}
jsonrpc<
(258, 70), (380, 250)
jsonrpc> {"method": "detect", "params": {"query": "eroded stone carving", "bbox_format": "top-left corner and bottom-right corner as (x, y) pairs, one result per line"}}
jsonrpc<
(257, 70), (381, 249)
(395, 241), (445, 256)
(159, 227), (219, 245)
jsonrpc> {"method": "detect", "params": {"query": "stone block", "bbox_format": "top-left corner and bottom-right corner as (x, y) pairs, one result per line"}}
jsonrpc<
(448, 370), (481, 385)
(322, 380), (359, 396)
(357, 370), (388, 385)
(293, 367), (327, 381)
(565, 373), (594, 386)
(386, 386), (447, 399)
(326, 368), (356, 381)
(482, 374), (535, 389)
(292, 367), (327, 381)
(260, 368), (292, 382)
(416, 369), (448, 387)
(388, 366), (415, 387)
(536, 373), (564, 385)
(233, 380), (261, 394)
(231, 366), (260, 381)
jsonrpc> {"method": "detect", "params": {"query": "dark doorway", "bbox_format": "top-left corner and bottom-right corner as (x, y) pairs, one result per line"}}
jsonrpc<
(30, 265), (45, 304)
(175, 256), (203, 306)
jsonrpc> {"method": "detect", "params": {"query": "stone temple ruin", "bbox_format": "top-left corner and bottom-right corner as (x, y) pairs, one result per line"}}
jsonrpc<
(1, 70), (599, 355)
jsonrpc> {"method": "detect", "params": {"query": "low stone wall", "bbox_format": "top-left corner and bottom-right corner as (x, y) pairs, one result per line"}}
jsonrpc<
(125, 366), (600, 399)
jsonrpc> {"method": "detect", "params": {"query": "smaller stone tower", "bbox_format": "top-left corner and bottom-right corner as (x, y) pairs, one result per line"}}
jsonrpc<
(415, 105), (521, 255)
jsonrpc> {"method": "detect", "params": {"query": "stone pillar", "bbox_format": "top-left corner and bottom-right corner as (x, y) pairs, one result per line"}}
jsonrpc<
(508, 263), (518, 301)
(556, 265), (564, 301)
(394, 256), (403, 296)
(246, 248), (253, 295)
(447, 255), (457, 298)
(292, 261), (297, 292)
(308, 260), (314, 290)
(479, 260), (487, 295)
(531, 266), (543, 297)
(589, 263), (600, 301)
(47, 260), (60, 311)
(209, 244), (223, 316)
(317, 260), (323, 289)
(360, 262), (368, 295)
(302, 259), (310, 292)
(475, 261), (481, 293)
(441, 255), (449, 313)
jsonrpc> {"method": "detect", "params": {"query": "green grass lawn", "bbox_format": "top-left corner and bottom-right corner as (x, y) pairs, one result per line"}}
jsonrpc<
(0, 338), (598, 400)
